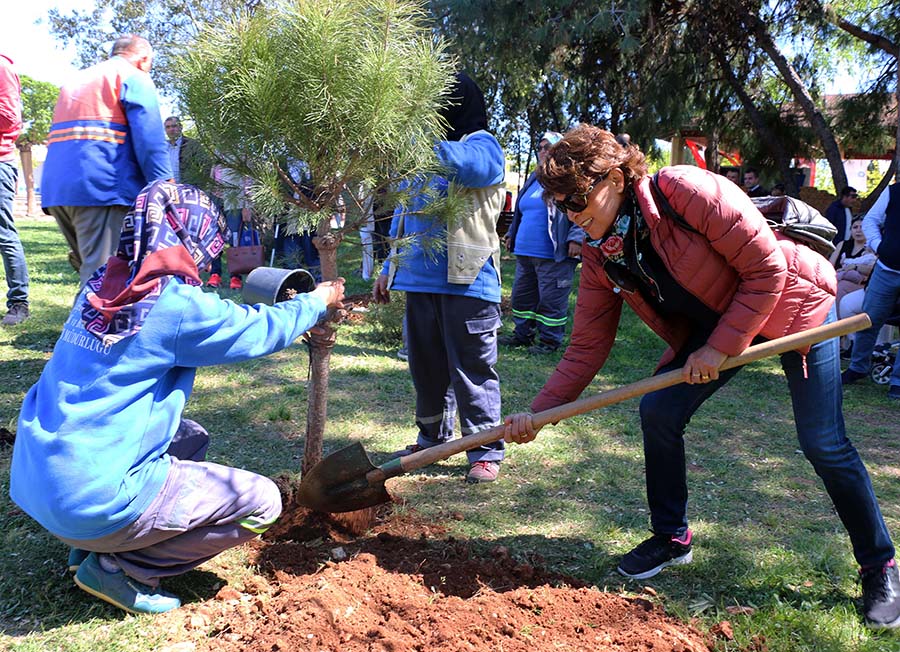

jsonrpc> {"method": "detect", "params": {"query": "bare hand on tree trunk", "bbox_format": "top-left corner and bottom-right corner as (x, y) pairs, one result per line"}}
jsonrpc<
(311, 278), (346, 308)
(373, 273), (390, 304)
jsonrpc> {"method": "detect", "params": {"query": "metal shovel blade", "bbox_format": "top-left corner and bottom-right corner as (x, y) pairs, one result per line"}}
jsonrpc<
(296, 442), (392, 513)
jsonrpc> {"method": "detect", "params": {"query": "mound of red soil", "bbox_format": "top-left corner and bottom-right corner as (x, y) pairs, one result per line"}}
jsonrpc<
(187, 504), (712, 652)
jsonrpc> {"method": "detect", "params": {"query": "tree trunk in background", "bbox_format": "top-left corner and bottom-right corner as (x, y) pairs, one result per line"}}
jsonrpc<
(704, 127), (720, 173)
(751, 19), (848, 192)
(302, 218), (342, 475)
(825, 10), (898, 183)
(18, 144), (36, 216)
(711, 46), (798, 196)
(862, 159), (897, 214)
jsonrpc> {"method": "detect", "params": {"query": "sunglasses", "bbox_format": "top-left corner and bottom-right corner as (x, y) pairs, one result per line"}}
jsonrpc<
(553, 173), (607, 213)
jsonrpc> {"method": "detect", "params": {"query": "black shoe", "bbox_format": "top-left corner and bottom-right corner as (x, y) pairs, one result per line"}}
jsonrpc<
(1, 302), (29, 326)
(498, 334), (530, 347)
(888, 385), (900, 401)
(841, 368), (868, 386)
(617, 530), (693, 580)
(860, 559), (900, 629)
(840, 344), (853, 361)
(528, 342), (559, 355)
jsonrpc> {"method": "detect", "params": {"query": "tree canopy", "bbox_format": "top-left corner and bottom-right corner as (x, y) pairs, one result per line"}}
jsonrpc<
(17, 76), (58, 146)
(47, 0), (899, 190)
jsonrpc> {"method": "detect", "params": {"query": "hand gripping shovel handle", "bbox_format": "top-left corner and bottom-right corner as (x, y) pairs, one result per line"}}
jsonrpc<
(378, 313), (870, 482)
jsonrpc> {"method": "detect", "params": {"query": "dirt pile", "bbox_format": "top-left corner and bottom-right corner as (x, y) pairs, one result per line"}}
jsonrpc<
(179, 503), (714, 652)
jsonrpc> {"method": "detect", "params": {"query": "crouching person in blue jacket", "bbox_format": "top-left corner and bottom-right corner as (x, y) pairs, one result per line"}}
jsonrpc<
(9, 181), (344, 615)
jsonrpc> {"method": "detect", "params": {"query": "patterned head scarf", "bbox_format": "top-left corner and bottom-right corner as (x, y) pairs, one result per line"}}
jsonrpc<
(81, 181), (230, 346)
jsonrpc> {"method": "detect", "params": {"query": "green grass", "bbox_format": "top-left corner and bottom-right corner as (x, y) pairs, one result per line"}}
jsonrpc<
(1, 216), (899, 651)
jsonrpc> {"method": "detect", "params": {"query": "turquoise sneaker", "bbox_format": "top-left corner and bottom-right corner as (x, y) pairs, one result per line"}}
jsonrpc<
(67, 547), (90, 572)
(74, 553), (181, 614)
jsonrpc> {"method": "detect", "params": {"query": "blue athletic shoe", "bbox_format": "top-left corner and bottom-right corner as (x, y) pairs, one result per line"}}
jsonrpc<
(67, 547), (89, 572)
(74, 552), (181, 614)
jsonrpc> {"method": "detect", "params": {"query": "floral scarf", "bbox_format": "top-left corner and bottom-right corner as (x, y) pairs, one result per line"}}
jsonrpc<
(585, 190), (655, 295)
(81, 181), (230, 347)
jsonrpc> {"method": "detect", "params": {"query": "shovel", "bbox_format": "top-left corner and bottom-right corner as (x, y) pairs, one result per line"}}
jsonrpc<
(297, 313), (870, 513)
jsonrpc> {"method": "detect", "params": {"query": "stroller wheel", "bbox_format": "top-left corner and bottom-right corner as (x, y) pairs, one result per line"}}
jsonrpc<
(871, 363), (893, 385)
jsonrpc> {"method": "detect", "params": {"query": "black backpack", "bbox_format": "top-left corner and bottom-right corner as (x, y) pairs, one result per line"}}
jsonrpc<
(651, 173), (837, 258)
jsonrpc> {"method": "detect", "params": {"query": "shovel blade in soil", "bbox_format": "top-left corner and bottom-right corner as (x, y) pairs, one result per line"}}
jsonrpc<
(296, 442), (392, 513)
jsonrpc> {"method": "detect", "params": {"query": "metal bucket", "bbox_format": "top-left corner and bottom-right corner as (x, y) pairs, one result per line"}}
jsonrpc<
(242, 267), (316, 306)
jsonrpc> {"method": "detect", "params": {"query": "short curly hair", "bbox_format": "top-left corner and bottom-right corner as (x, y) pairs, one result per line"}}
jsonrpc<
(537, 124), (648, 198)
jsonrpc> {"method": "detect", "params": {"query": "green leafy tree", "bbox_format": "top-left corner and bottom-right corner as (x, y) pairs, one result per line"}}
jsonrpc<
(824, 0), (899, 194)
(16, 76), (59, 216)
(177, 0), (458, 474)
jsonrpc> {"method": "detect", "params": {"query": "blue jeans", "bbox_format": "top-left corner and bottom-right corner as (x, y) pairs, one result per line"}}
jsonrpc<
(510, 256), (578, 347)
(848, 265), (900, 388)
(639, 307), (894, 567)
(0, 161), (29, 307)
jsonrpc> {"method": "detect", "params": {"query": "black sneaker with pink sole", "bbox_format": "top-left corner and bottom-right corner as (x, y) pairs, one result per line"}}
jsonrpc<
(861, 559), (900, 629)
(617, 529), (693, 580)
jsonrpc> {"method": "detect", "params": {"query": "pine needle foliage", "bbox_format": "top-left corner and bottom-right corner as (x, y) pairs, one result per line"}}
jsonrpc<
(176, 0), (459, 232)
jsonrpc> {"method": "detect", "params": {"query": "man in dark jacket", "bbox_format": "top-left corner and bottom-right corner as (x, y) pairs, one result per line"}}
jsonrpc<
(825, 186), (858, 246)
(743, 168), (768, 197)
(164, 116), (206, 185)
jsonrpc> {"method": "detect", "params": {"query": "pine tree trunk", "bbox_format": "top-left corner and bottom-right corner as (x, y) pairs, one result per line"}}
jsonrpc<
(751, 20), (848, 192)
(18, 144), (36, 216)
(301, 218), (342, 476)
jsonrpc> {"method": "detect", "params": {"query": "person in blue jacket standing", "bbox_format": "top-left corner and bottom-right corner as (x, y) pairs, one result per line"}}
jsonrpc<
(41, 35), (174, 287)
(10, 181), (344, 614)
(501, 131), (583, 353)
(373, 72), (507, 484)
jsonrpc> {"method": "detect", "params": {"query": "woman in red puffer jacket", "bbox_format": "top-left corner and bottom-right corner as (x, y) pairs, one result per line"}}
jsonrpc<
(501, 124), (898, 629)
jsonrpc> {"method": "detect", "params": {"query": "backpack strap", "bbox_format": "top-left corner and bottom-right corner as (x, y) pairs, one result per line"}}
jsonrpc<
(650, 172), (699, 234)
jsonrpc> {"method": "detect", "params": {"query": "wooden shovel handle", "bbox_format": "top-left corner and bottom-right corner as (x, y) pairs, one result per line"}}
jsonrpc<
(389, 313), (870, 477)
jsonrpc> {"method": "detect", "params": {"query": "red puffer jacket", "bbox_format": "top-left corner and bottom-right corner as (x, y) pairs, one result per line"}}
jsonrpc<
(531, 165), (836, 413)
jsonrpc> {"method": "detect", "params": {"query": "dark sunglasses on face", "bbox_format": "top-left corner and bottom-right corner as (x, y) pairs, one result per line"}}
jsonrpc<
(553, 173), (607, 213)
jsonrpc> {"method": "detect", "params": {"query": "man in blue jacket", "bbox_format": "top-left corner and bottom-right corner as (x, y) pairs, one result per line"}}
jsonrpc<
(42, 34), (173, 287)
